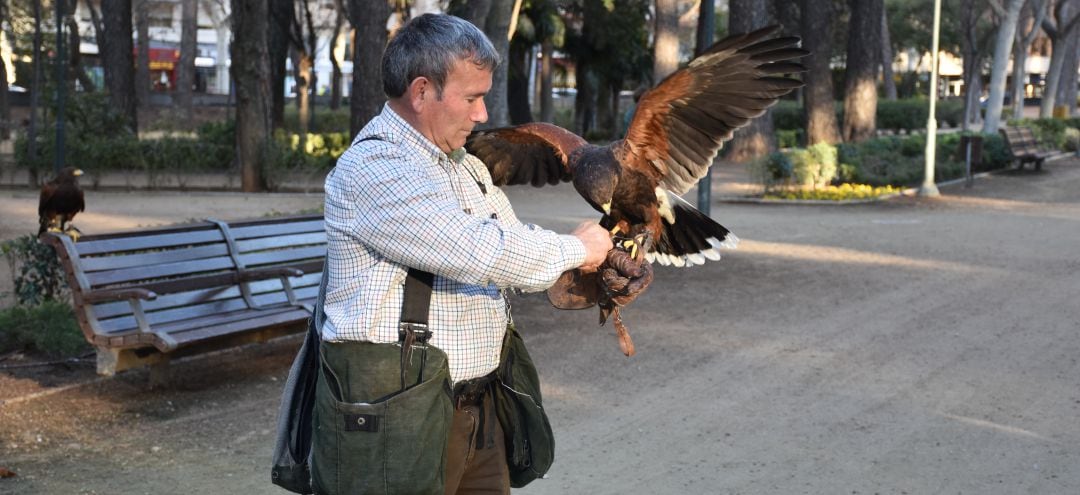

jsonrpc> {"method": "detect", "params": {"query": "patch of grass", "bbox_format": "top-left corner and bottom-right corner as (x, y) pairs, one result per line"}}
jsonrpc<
(0, 301), (88, 358)
(764, 184), (903, 201)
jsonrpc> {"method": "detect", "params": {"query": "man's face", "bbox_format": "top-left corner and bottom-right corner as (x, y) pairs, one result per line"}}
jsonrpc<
(424, 59), (492, 153)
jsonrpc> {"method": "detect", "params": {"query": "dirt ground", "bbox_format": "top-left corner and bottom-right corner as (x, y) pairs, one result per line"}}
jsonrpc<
(1, 157), (1079, 494)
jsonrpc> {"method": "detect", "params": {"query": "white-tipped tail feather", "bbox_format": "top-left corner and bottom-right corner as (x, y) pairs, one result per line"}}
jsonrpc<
(644, 192), (738, 267)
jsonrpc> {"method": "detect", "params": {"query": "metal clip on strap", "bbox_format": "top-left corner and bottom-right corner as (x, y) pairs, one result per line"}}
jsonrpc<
(399, 269), (435, 390)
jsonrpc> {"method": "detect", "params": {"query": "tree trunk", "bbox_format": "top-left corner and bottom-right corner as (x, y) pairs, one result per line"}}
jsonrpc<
(348, 0), (392, 137)
(964, 73), (982, 131)
(539, 38), (554, 122)
(1040, 1), (1079, 117)
(1010, 0), (1047, 119)
(177, 0), (198, 126)
(960, 0), (984, 131)
(508, 40), (533, 124)
(842, 0), (882, 143)
(574, 63), (595, 136)
(269, 0), (291, 128)
(101, 0), (138, 133)
(329, 7), (344, 111)
(296, 51), (313, 139)
(880, 4), (897, 100)
(983, 0), (1024, 133)
(726, 0), (775, 161)
(800, 0), (841, 145)
(0, 0), (8, 140)
(653, 0), (679, 83)
(133, 0), (150, 107)
(231, 0), (272, 191)
(64, 1), (95, 92)
(28, 0), (43, 171)
(483, 0), (515, 128)
(1055, 27), (1079, 116)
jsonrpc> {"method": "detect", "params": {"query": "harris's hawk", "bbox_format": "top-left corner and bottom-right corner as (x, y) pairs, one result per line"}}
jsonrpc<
(465, 27), (807, 355)
(38, 167), (85, 238)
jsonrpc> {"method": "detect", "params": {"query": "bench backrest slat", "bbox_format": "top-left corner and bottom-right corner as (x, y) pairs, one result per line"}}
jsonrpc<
(238, 246), (327, 269)
(76, 228), (226, 256)
(235, 232), (327, 254)
(229, 218), (325, 240)
(85, 255), (237, 287)
(79, 244), (232, 272)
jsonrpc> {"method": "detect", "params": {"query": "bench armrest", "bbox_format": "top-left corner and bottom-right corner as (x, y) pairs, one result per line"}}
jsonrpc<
(238, 267), (305, 282)
(83, 288), (159, 304)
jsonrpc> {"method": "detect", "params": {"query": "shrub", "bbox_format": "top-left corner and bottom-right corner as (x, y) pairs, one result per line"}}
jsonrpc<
(747, 151), (793, 192)
(788, 143), (838, 189)
(835, 132), (1010, 187)
(1063, 128), (1080, 152)
(283, 107), (351, 134)
(0, 301), (87, 357)
(1, 235), (68, 307)
(263, 130), (350, 190)
(777, 129), (803, 148)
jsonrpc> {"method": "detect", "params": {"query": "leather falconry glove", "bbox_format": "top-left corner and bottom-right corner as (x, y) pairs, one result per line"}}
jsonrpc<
(547, 233), (654, 309)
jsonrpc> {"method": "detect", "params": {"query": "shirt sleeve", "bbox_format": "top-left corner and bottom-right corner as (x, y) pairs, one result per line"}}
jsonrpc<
(346, 150), (586, 292)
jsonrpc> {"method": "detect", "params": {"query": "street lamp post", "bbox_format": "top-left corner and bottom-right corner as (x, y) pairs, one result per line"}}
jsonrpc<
(54, 0), (67, 174)
(695, 0), (716, 215)
(919, 0), (943, 197)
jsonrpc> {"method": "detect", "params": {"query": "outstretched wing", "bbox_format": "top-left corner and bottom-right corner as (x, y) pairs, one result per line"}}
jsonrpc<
(465, 122), (588, 187)
(623, 26), (807, 195)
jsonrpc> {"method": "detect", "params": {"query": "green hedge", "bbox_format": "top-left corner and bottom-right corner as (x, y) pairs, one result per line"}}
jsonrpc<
(836, 132), (1010, 187)
(772, 98), (968, 138)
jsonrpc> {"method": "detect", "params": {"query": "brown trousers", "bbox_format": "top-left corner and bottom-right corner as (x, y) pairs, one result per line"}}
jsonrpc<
(443, 389), (510, 495)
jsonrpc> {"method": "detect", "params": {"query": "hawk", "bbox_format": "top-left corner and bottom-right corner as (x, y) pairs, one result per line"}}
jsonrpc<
(466, 27), (807, 354)
(38, 167), (85, 239)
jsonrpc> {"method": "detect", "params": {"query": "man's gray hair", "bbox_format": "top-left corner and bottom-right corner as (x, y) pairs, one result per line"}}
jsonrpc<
(382, 14), (500, 99)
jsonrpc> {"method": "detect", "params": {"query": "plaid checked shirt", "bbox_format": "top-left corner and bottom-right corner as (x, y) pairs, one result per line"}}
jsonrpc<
(322, 104), (586, 383)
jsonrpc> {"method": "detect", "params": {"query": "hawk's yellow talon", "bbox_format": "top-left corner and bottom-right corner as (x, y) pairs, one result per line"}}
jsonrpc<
(610, 225), (621, 236)
(630, 244), (638, 259)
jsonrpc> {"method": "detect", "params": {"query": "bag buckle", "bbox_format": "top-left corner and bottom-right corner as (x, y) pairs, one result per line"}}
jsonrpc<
(398, 322), (432, 344)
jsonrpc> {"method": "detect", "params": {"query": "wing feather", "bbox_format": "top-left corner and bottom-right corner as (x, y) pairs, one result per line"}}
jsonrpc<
(464, 122), (587, 187)
(621, 26), (807, 195)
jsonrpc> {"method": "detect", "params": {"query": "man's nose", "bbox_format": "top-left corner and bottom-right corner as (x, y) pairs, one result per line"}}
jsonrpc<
(472, 100), (488, 123)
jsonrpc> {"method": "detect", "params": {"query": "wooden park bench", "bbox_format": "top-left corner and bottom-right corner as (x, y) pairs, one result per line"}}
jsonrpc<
(42, 214), (326, 375)
(999, 126), (1058, 171)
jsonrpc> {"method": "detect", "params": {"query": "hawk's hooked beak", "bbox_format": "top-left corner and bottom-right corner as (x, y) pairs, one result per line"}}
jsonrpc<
(73, 169), (84, 176)
(601, 202), (611, 214)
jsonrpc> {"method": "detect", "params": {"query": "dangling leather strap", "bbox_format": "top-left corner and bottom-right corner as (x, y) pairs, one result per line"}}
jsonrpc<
(399, 268), (434, 389)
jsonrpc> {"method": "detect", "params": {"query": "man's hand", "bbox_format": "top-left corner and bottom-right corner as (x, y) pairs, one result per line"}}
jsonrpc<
(571, 221), (613, 272)
(599, 241), (653, 306)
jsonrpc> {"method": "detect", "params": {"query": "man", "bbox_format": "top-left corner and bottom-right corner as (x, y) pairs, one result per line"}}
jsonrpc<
(320, 13), (624, 494)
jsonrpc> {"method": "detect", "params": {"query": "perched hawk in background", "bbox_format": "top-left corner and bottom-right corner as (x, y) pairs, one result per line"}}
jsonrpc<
(466, 27), (807, 355)
(38, 167), (85, 238)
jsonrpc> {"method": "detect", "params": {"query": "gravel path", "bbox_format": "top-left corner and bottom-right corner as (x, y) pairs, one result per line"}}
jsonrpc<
(1, 158), (1078, 494)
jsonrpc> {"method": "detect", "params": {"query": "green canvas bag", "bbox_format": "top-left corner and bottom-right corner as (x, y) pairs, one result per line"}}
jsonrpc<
(493, 324), (556, 488)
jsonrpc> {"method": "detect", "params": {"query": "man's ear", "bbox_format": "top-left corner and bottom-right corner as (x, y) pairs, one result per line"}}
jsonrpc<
(405, 77), (430, 113)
